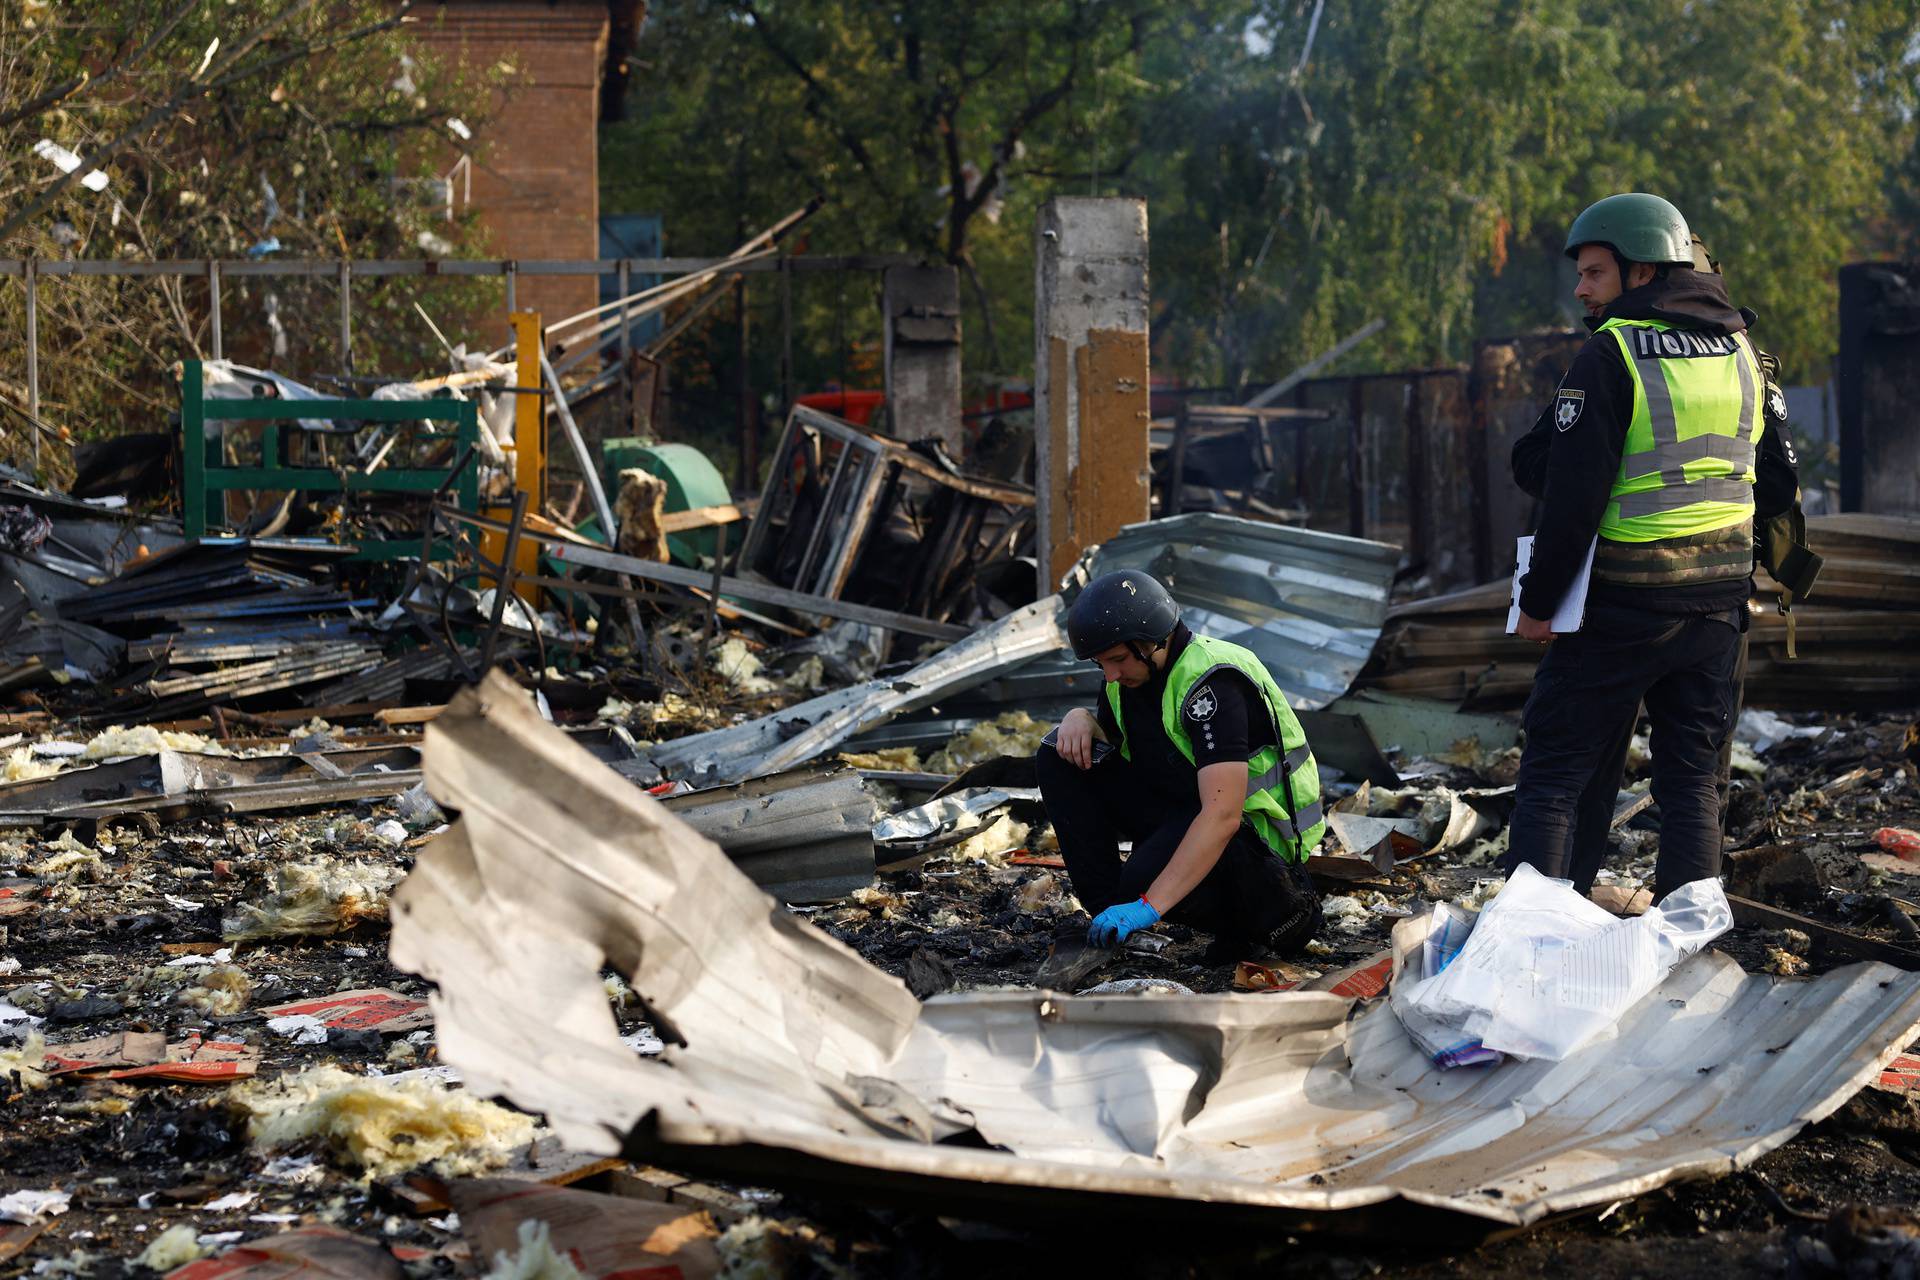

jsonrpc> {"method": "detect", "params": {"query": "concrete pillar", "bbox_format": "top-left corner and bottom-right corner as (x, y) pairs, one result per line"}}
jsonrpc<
(1033, 197), (1151, 596)
(1838, 262), (1920, 513)
(882, 264), (964, 456)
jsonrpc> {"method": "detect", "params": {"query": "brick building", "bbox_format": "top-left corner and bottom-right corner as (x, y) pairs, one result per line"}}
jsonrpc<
(411, 1), (645, 326)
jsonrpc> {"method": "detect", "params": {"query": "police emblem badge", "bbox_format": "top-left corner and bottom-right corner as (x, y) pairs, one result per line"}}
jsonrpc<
(1554, 388), (1585, 431)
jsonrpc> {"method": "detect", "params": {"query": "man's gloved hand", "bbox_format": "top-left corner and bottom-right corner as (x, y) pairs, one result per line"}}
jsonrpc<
(1088, 896), (1160, 947)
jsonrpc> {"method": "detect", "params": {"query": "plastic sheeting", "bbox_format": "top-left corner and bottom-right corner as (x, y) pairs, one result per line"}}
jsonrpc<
(1393, 864), (1733, 1065)
(393, 674), (1920, 1228)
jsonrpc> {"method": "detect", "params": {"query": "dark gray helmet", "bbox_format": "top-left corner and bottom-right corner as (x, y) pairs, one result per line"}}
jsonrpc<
(1068, 570), (1180, 660)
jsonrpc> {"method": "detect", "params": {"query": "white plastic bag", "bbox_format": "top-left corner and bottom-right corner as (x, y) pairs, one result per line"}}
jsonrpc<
(1395, 863), (1731, 1063)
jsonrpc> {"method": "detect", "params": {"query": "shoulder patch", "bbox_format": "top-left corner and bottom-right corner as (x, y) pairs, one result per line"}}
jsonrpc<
(1766, 384), (1788, 421)
(1185, 684), (1217, 722)
(1554, 388), (1585, 431)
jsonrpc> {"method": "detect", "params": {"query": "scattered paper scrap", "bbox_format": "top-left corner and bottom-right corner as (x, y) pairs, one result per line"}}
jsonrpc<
(257, 989), (430, 1035)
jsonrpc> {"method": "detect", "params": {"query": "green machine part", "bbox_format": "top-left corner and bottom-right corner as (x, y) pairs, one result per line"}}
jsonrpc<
(600, 438), (733, 566)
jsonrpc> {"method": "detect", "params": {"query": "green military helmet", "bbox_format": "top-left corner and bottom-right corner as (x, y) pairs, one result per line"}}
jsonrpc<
(1565, 193), (1693, 265)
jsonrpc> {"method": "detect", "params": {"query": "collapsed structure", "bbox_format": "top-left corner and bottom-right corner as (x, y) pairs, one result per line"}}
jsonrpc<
(2, 200), (1920, 1276)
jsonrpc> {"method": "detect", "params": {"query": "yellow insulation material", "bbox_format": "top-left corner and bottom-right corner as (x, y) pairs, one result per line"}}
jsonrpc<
(223, 858), (406, 942)
(229, 1065), (535, 1180)
(925, 711), (1049, 775)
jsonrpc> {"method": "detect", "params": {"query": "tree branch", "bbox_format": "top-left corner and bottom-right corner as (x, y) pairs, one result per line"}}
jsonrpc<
(0, 0), (206, 130)
(736, 3), (883, 185)
(0, 0), (328, 245)
(205, 1), (416, 95)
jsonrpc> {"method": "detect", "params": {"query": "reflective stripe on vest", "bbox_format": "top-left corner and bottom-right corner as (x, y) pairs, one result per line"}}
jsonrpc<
(1249, 743), (1314, 795)
(1615, 328), (1758, 519)
(1592, 318), (1762, 584)
(1104, 635), (1324, 862)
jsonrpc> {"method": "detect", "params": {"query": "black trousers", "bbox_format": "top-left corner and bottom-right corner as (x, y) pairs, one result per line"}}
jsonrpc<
(1505, 602), (1745, 898)
(1553, 629), (1751, 895)
(1034, 745), (1318, 953)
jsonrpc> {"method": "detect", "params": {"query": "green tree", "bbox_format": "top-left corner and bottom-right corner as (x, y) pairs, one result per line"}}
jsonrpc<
(604, 0), (1915, 452)
(1144, 0), (1919, 389)
(1579, 0), (1919, 382)
(0, 0), (497, 474)
(602, 0), (1178, 388)
(1140, 0), (1627, 389)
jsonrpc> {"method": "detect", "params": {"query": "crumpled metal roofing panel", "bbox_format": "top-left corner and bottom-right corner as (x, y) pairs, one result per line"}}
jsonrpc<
(641, 596), (1067, 785)
(1087, 512), (1401, 708)
(396, 678), (1920, 1229)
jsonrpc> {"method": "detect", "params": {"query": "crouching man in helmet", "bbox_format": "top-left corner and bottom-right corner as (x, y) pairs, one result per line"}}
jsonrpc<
(1033, 569), (1325, 975)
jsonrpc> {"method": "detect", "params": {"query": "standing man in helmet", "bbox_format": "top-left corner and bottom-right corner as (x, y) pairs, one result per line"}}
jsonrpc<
(1505, 193), (1792, 899)
(1509, 223), (1809, 898)
(1033, 568), (1324, 976)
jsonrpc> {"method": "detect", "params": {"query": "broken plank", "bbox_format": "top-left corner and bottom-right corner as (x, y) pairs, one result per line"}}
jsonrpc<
(295, 751), (347, 780)
(375, 705), (445, 727)
(659, 503), (748, 534)
(1611, 788), (1654, 829)
(1727, 893), (1920, 969)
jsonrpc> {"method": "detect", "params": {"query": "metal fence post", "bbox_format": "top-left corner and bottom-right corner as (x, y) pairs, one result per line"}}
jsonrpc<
(182, 359), (206, 537)
(24, 257), (39, 472)
(209, 259), (223, 361)
(617, 257), (632, 412)
(617, 258), (632, 363)
(337, 260), (352, 374)
(780, 254), (793, 414)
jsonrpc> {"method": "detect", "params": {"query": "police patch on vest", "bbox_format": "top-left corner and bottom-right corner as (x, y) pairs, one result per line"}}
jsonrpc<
(1630, 328), (1737, 360)
(1767, 385), (1787, 420)
(1554, 388), (1585, 431)
(1185, 685), (1217, 722)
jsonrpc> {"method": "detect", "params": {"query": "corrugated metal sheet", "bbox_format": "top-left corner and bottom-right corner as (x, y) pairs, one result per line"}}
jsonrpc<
(641, 597), (1067, 785)
(660, 764), (875, 903)
(395, 677), (1920, 1228)
(1086, 512), (1402, 708)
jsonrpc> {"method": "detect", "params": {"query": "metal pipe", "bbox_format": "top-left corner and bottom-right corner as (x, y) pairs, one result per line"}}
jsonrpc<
(540, 349), (648, 648)
(481, 489), (529, 674)
(0, 254), (917, 279)
(780, 255), (793, 415)
(617, 258), (632, 365)
(337, 260), (352, 374)
(209, 259), (223, 361)
(699, 522), (728, 670)
(735, 275), (753, 490)
(23, 257), (38, 471)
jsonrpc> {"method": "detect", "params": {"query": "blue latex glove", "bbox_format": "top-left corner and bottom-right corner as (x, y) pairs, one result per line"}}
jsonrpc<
(1088, 896), (1160, 948)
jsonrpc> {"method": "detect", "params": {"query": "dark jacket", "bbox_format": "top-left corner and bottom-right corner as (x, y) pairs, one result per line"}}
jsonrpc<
(1510, 269), (1799, 617)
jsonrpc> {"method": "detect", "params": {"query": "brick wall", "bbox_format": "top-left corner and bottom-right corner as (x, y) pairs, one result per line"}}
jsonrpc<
(413, 1), (609, 328)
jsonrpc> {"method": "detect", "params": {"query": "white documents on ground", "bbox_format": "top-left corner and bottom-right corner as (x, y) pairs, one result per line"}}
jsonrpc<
(1506, 534), (1597, 634)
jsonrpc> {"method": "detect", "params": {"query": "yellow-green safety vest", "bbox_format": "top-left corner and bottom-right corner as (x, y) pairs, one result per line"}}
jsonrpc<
(1105, 634), (1324, 863)
(1590, 317), (1763, 586)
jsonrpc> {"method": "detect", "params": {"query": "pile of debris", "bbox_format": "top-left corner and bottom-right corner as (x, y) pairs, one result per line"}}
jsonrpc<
(0, 582), (1916, 1276)
(1358, 513), (1920, 709)
(6, 327), (1920, 1274)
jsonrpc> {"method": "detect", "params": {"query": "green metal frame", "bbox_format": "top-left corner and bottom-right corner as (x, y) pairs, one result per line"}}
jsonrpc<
(180, 359), (481, 561)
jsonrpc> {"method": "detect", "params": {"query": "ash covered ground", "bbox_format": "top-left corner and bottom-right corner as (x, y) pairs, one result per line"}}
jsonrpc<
(1, 707), (1918, 1278)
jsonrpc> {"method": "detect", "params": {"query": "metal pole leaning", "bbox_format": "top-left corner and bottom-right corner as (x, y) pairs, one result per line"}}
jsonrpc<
(540, 348), (650, 659)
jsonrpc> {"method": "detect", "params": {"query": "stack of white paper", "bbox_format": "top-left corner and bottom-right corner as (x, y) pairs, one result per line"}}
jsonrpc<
(1506, 534), (1598, 634)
